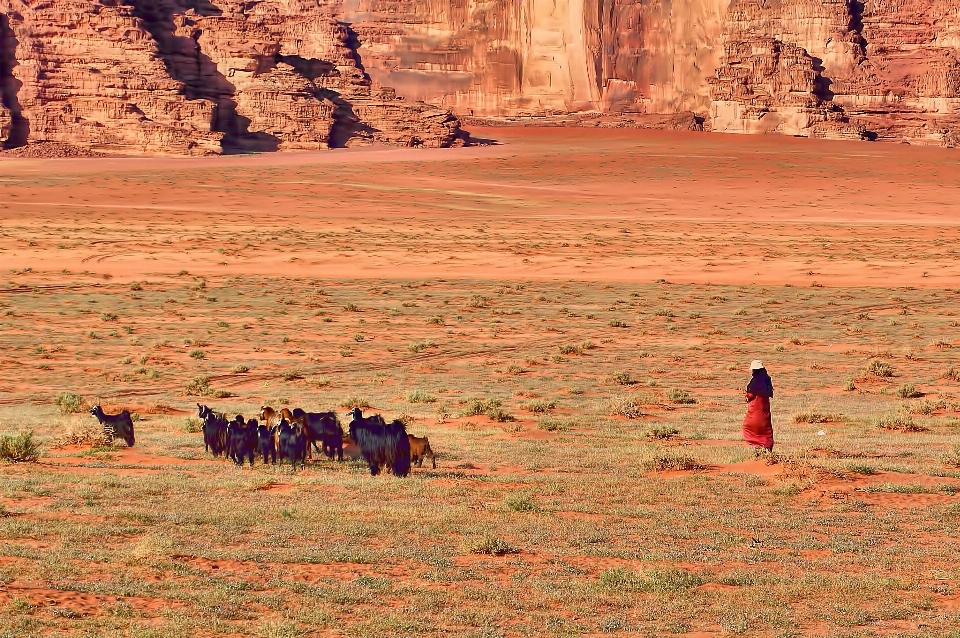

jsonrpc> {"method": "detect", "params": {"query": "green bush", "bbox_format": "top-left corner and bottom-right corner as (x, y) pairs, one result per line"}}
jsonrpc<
(598, 567), (702, 593)
(470, 536), (518, 556)
(792, 411), (844, 424)
(282, 369), (304, 382)
(646, 453), (702, 472)
(558, 344), (583, 355)
(895, 383), (922, 399)
(847, 463), (878, 475)
(868, 359), (894, 378)
(604, 395), (643, 419)
(666, 389), (696, 405)
(0, 431), (41, 463)
(459, 397), (514, 422)
(183, 417), (202, 433)
(189, 349), (205, 360)
(406, 389), (437, 404)
(183, 376), (212, 396)
(505, 494), (537, 512)
(408, 340), (436, 353)
(522, 399), (556, 414)
(646, 426), (680, 440)
(537, 417), (570, 432)
(876, 413), (927, 432)
(55, 392), (84, 415)
(339, 396), (370, 409)
(611, 371), (634, 386)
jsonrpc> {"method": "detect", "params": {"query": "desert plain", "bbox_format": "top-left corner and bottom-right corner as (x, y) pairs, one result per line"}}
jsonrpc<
(0, 128), (960, 637)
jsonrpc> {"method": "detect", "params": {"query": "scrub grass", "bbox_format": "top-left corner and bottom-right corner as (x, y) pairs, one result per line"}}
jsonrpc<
(1, 275), (960, 637)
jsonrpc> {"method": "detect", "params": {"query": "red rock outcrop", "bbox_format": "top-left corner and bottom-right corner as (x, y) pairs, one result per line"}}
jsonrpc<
(0, 0), (464, 154)
(335, 0), (960, 144)
(3, 0), (960, 150)
(707, 0), (960, 142)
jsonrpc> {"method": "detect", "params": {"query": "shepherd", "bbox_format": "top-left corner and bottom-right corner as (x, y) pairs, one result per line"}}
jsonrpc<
(743, 360), (774, 451)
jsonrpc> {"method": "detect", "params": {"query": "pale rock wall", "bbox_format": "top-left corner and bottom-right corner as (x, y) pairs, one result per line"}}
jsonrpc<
(341, 0), (731, 116)
(338, 0), (960, 143)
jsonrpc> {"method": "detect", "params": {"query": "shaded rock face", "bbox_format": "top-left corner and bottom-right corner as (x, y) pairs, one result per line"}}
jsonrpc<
(0, 0), (464, 154)
(340, 0), (960, 144)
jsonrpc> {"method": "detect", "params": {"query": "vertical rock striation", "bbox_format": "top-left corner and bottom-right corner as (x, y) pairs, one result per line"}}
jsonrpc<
(337, 0), (960, 144)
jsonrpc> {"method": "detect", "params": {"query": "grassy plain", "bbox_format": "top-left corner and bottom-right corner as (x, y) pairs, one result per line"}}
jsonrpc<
(0, 129), (959, 637)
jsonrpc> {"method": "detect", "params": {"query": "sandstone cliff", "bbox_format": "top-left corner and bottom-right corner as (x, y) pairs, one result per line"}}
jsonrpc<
(3, 0), (960, 152)
(0, 0), (464, 154)
(340, 0), (960, 144)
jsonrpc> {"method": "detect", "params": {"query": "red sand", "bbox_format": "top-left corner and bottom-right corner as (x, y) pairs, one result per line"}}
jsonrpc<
(1, 127), (959, 288)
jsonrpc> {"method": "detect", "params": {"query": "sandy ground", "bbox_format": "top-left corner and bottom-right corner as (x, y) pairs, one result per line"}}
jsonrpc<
(2, 129), (960, 636)
(2, 127), (959, 287)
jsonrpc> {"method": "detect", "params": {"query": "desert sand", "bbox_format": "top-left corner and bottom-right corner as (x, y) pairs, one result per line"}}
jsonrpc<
(1, 129), (959, 636)
(2, 127), (959, 287)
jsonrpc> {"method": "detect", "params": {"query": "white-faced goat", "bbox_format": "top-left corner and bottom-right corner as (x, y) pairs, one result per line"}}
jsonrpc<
(89, 405), (135, 447)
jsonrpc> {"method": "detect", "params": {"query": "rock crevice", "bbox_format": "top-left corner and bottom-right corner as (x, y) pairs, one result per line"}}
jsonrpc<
(0, 13), (27, 148)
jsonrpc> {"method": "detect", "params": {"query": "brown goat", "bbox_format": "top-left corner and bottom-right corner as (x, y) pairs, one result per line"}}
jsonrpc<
(259, 406), (280, 428)
(279, 408), (315, 459)
(407, 434), (436, 469)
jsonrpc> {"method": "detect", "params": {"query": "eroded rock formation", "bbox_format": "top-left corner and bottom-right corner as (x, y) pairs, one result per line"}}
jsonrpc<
(0, 0), (464, 154)
(341, 0), (960, 144)
(2, 0), (960, 151)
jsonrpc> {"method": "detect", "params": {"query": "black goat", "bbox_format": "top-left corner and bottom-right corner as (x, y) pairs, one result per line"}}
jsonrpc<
(89, 405), (135, 447)
(291, 408), (344, 461)
(277, 418), (306, 471)
(227, 415), (256, 467)
(347, 408), (410, 477)
(199, 404), (228, 457)
(257, 422), (277, 465)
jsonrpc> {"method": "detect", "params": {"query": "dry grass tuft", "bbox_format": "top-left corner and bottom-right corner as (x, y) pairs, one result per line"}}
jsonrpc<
(792, 411), (844, 424)
(603, 395), (644, 419)
(645, 452), (702, 472)
(867, 359), (894, 378)
(875, 413), (928, 432)
(470, 536), (519, 556)
(51, 421), (112, 448)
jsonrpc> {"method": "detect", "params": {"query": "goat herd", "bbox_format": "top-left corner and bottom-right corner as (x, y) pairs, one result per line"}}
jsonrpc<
(88, 403), (436, 476)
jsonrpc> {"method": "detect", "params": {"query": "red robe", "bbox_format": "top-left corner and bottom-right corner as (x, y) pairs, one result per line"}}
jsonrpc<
(743, 371), (774, 450)
(743, 394), (773, 450)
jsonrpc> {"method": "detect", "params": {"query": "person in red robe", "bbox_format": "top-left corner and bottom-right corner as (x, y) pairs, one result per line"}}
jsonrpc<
(743, 360), (774, 451)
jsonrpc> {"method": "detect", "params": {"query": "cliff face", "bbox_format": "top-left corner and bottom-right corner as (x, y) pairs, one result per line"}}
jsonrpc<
(341, 0), (960, 144)
(0, 0), (464, 154)
(2, 0), (959, 152)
